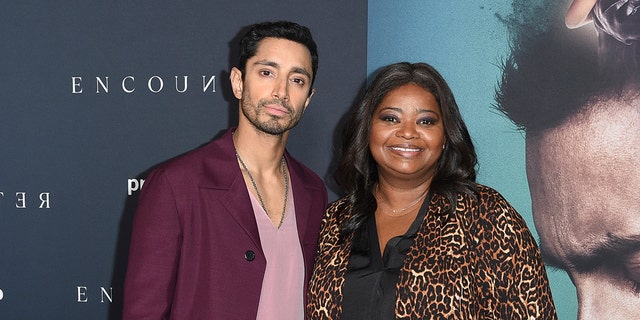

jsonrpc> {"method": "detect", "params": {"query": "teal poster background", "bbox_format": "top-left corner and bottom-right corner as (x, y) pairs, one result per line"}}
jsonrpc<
(369, 1), (577, 318)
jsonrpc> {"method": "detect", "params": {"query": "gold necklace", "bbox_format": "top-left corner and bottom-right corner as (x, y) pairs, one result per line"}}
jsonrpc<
(235, 151), (288, 228)
(374, 185), (428, 216)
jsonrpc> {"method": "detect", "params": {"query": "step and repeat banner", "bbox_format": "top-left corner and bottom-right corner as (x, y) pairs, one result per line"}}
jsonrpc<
(0, 2), (366, 319)
(369, 0), (640, 319)
(3, 1), (639, 319)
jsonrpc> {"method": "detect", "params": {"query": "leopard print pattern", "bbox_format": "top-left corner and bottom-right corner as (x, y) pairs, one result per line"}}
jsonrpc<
(307, 184), (557, 319)
(306, 198), (353, 319)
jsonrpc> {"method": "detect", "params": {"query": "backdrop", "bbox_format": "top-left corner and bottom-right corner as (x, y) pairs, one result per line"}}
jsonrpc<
(0, 2), (366, 319)
(4, 1), (634, 320)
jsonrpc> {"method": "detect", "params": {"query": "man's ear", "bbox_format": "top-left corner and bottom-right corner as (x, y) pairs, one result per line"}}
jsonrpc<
(303, 88), (315, 112)
(230, 67), (243, 99)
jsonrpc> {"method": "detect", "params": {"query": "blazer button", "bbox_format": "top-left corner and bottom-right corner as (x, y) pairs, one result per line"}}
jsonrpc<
(244, 250), (256, 261)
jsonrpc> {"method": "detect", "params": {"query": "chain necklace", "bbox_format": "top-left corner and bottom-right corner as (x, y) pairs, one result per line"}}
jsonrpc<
(236, 151), (289, 228)
(374, 184), (428, 216)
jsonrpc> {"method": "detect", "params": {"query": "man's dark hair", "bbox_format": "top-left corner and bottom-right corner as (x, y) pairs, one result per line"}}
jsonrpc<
(238, 21), (319, 87)
(336, 62), (478, 234)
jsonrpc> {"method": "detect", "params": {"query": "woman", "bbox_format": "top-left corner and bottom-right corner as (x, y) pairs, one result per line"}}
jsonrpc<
(307, 62), (557, 319)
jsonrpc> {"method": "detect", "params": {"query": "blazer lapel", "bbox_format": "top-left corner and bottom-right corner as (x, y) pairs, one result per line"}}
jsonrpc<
(219, 176), (261, 249)
(285, 151), (324, 244)
(198, 128), (262, 249)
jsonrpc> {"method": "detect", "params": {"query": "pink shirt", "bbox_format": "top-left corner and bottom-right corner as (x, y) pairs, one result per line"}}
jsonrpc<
(249, 180), (304, 320)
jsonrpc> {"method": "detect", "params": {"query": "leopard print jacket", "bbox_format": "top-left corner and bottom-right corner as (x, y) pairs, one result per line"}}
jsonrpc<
(307, 184), (557, 319)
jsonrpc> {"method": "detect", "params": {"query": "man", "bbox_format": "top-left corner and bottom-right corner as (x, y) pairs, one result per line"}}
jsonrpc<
(496, 6), (640, 318)
(122, 21), (327, 319)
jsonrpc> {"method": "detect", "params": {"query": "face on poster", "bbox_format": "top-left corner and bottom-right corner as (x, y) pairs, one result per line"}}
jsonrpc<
(519, 1), (640, 319)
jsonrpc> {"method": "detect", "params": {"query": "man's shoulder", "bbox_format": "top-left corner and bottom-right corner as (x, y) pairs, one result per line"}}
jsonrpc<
(150, 134), (233, 180)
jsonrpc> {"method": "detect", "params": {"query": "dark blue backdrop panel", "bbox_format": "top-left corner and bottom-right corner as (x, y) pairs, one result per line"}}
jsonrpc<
(0, 1), (367, 319)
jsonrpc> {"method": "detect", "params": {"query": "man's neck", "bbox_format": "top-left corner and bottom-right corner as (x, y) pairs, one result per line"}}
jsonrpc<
(232, 125), (288, 173)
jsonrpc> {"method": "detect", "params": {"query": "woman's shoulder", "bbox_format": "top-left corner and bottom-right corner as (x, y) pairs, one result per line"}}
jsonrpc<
(452, 182), (507, 205)
(328, 196), (351, 209)
(461, 183), (532, 231)
(470, 183), (506, 199)
(324, 196), (353, 221)
(453, 183), (521, 220)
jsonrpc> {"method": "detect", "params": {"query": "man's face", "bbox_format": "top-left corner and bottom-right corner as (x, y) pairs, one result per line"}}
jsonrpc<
(230, 37), (314, 136)
(526, 95), (640, 319)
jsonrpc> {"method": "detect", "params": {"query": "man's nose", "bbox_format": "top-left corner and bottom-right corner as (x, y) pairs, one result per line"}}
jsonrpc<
(272, 77), (289, 100)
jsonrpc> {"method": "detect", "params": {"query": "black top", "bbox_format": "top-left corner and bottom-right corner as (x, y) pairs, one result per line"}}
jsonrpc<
(341, 195), (430, 320)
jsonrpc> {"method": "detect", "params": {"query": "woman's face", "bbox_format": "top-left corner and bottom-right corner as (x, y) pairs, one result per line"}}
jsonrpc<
(369, 83), (446, 182)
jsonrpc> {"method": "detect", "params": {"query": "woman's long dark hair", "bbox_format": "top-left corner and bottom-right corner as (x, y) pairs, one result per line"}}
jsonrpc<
(335, 62), (478, 235)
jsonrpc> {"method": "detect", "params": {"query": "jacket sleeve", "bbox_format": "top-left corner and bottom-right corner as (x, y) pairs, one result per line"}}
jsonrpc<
(122, 169), (182, 320)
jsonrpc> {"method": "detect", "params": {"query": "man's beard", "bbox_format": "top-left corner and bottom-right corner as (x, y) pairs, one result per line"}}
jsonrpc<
(241, 93), (304, 136)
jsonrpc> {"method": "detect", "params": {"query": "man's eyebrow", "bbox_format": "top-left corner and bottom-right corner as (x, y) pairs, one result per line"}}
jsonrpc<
(253, 60), (311, 80)
(566, 233), (640, 273)
(290, 66), (312, 80)
(254, 59), (279, 69)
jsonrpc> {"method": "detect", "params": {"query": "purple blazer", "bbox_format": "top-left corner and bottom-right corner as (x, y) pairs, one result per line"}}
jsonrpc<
(122, 128), (328, 320)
